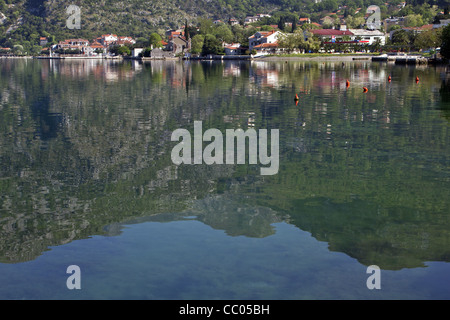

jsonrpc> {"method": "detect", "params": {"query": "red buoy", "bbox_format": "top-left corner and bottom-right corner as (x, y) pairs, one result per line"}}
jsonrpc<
(363, 87), (368, 93)
(416, 76), (419, 82)
(388, 75), (391, 82)
(294, 94), (299, 101)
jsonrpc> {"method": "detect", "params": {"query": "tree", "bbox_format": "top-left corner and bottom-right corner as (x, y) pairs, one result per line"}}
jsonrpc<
(185, 20), (190, 41)
(278, 29), (321, 54)
(135, 37), (149, 48)
(405, 14), (424, 27)
(369, 38), (382, 53)
(190, 34), (204, 55)
(118, 46), (131, 56)
(440, 24), (450, 60)
(13, 44), (23, 55)
(278, 30), (305, 53)
(414, 29), (442, 51)
(110, 45), (131, 56)
(149, 33), (163, 49)
(198, 18), (214, 35)
(278, 16), (285, 31)
(201, 34), (221, 55)
(391, 30), (410, 46)
(214, 24), (233, 43)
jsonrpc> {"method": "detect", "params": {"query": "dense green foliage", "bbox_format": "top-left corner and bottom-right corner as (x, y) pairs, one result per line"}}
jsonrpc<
(440, 23), (450, 58)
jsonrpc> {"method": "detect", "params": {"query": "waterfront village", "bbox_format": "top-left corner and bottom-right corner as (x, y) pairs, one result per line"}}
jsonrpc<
(1, 6), (449, 60)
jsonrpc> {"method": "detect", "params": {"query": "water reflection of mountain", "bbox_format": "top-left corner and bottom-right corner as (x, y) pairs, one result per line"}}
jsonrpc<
(0, 59), (448, 270)
(119, 194), (285, 238)
(284, 198), (450, 270)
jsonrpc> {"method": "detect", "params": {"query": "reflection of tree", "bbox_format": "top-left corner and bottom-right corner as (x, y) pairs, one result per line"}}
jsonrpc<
(271, 197), (450, 270)
(122, 194), (284, 238)
(439, 79), (450, 121)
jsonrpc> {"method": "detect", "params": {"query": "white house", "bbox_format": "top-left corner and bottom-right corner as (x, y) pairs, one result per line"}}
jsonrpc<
(245, 16), (259, 24)
(224, 43), (242, 55)
(249, 30), (281, 51)
(100, 34), (118, 46)
(434, 19), (450, 29)
(349, 29), (386, 46)
(132, 48), (144, 57)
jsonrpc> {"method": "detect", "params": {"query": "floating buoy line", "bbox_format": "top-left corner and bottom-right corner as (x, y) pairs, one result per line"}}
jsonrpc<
(294, 75), (420, 104)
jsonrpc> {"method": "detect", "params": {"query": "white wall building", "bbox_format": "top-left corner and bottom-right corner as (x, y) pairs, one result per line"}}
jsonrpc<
(434, 19), (450, 29)
(249, 30), (281, 50)
(349, 29), (386, 46)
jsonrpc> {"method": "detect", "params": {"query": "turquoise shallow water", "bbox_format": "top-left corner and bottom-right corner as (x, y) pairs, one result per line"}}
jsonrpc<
(0, 59), (449, 299)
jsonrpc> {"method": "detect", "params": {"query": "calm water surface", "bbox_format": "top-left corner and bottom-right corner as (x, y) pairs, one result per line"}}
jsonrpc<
(0, 58), (448, 299)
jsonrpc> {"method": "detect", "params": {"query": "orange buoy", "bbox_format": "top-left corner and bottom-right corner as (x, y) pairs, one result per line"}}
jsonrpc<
(363, 87), (368, 93)
(294, 94), (299, 101)
(388, 75), (391, 81)
(416, 76), (419, 82)
(346, 80), (350, 87)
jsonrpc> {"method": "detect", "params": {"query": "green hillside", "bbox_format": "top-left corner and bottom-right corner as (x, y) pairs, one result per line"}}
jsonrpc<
(0, 0), (278, 44)
(0, 0), (449, 53)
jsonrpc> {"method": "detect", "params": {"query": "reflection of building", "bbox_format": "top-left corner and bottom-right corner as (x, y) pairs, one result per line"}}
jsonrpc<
(223, 62), (241, 77)
(43, 60), (142, 83)
(250, 61), (280, 88)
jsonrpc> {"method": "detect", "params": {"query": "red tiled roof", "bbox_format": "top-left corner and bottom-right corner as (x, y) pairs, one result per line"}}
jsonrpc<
(254, 42), (279, 48)
(90, 41), (104, 49)
(403, 24), (433, 31)
(420, 24), (433, 30)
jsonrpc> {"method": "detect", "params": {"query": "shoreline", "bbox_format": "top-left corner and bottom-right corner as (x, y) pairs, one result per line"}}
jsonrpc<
(1, 54), (439, 64)
(255, 54), (376, 61)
